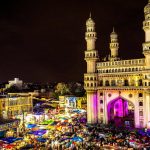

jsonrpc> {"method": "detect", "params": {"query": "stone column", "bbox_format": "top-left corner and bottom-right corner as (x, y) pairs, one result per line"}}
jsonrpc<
(134, 92), (140, 128)
(87, 91), (98, 124)
(143, 90), (150, 128)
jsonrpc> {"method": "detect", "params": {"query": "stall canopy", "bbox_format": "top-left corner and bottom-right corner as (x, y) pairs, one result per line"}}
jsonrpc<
(1, 137), (23, 144)
(28, 129), (47, 136)
(72, 136), (83, 142)
(27, 124), (37, 129)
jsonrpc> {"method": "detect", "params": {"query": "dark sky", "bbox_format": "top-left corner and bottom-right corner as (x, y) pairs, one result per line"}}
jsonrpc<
(0, 0), (148, 83)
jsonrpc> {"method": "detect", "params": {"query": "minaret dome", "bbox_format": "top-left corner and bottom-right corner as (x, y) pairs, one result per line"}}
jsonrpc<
(86, 14), (95, 27)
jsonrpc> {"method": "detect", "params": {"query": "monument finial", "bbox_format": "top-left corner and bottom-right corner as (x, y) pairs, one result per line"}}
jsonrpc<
(113, 27), (115, 32)
(89, 12), (91, 18)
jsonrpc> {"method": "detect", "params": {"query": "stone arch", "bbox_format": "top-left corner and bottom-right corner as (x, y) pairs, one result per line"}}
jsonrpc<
(107, 96), (135, 127)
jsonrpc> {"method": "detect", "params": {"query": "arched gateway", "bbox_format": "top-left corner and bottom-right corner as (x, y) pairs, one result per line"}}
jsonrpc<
(84, 1), (150, 129)
(107, 96), (135, 127)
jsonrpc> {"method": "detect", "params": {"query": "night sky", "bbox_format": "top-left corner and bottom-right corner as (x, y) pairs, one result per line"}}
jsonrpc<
(0, 0), (148, 83)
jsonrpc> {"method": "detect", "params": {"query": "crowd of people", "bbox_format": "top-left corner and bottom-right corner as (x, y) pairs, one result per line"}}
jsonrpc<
(1, 108), (150, 149)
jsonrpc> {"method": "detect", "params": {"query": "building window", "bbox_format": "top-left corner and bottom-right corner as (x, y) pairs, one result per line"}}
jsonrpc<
(100, 100), (103, 104)
(108, 93), (112, 97)
(139, 111), (143, 116)
(99, 80), (103, 86)
(105, 80), (110, 86)
(129, 94), (133, 98)
(100, 108), (103, 113)
(124, 79), (129, 86)
(139, 93), (143, 97)
(111, 80), (116, 86)
(139, 102), (143, 106)
(100, 93), (103, 96)
(138, 79), (143, 86)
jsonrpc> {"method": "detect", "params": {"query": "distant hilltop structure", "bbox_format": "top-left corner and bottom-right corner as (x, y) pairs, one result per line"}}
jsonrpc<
(84, 1), (150, 128)
(8, 78), (23, 89)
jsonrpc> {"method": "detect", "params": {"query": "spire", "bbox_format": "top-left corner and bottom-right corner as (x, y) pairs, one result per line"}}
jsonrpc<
(113, 27), (115, 32)
(89, 12), (91, 18)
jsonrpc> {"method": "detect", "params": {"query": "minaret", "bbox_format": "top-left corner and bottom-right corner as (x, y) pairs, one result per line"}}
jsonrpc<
(84, 14), (99, 124)
(143, 0), (150, 69)
(109, 28), (119, 61)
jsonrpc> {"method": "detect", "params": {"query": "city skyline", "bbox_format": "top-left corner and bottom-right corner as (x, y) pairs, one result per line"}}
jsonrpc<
(0, 0), (148, 83)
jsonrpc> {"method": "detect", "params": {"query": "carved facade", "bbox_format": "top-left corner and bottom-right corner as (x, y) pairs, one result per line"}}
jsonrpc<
(84, 1), (150, 128)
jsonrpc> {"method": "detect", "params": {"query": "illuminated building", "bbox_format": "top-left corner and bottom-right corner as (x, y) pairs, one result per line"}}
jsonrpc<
(7, 78), (23, 89)
(59, 96), (86, 109)
(0, 93), (33, 119)
(84, 1), (150, 128)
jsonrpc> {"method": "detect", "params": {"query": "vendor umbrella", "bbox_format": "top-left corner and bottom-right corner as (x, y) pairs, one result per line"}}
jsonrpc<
(27, 124), (37, 128)
(37, 137), (47, 143)
(72, 136), (83, 142)
(3, 144), (15, 149)
(20, 144), (34, 149)
(1, 137), (23, 144)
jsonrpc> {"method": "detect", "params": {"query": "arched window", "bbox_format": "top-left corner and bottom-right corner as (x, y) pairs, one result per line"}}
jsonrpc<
(139, 102), (143, 106)
(138, 79), (143, 86)
(90, 77), (93, 80)
(100, 108), (103, 113)
(100, 93), (103, 96)
(99, 80), (103, 86)
(87, 83), (89, 87)
(139, 111), (143, 116)
(100, 100), (103, 104)
(124, 79), (129, 86)
(111, 80), (116, 86)
(129, 68), (131, 72)
(87, 77), (89, 80)
(139, 93), (143, 97)
(105, 80), (110, 86)
(91, 83), (93, 87)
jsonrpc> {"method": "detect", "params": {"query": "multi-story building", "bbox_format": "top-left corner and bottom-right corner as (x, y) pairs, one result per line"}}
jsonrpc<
(7, 78), (23, 89)
(0, 93), (33, 119)
(84, 1), (150, 128)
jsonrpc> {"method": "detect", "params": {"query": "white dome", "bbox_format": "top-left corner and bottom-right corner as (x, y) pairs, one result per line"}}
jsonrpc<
(110, 29), (118, 39)
(144, 0), (150, 15)
(86, 17), (95, 27)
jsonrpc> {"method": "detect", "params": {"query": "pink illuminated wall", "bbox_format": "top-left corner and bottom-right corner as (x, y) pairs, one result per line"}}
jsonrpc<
(107, 97), (129, 122)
